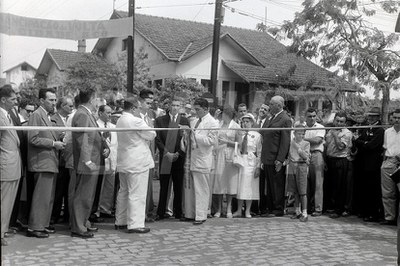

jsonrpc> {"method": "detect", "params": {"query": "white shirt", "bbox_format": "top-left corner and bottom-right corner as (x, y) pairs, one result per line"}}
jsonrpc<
(305, 122), (325, 152)
(97, 119), (118, 172)
(383, 127), (400, 157)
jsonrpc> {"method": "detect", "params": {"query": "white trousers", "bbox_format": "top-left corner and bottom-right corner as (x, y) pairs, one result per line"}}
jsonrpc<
(115, 170), (149, 229)
(192, 171), (210, 221)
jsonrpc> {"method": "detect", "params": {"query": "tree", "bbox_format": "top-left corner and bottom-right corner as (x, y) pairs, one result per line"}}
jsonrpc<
(115, 46), (152, 95)
(156, 76), (207, 106)
(64, 54), (125, 97)
(269, 0), (400, 124)
(19, 76), (47, 106)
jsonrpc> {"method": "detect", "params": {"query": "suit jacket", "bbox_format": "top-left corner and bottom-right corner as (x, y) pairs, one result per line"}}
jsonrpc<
(9, 106), (28, 166)
(190, 113), (219, 173)
(0, 108), (21, 181)
(354, 122), (384, 170)
(51, 112), (67, 167)
(154, 113), (190, 174)
(27, 106), (59, 173)
(261, 110), (292, 165)
(116, 112), (156, 173)
(72, 106), (105, 175)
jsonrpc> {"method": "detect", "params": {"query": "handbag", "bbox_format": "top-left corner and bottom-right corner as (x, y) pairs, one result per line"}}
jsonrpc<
(232, 142), (244, 168)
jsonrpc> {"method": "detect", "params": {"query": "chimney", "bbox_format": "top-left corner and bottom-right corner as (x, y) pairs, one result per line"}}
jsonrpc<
(78, 39), (86, 52)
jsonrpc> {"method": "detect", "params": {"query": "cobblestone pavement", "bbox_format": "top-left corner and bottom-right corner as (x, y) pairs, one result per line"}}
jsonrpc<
(1, 214), (397, 266)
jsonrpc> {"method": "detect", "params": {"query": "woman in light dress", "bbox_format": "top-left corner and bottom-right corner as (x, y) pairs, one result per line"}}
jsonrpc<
(233, 113), (262, 218)
(212, 105), (241, 218)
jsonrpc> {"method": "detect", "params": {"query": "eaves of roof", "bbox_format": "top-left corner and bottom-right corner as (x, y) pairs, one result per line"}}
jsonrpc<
(3, 61), (37, 73)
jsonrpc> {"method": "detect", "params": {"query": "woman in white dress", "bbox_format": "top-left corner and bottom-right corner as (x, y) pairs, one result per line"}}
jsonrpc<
(233, 113), (262, 218)
(212, 105), (241, 218)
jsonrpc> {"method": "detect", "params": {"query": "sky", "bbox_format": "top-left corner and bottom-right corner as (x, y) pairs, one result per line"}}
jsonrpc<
(1, 0), (399, 98)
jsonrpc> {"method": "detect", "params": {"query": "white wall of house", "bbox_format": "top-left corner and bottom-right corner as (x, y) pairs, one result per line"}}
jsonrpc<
(5, 65), (36, 87)
(46, 64), (66, 90)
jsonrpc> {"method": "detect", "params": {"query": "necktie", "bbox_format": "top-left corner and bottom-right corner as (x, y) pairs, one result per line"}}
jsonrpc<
(194, 118), (202, 129)
(241, 132), (248, 154)
(103, 121), (111, 141)
(7, 114), (13, 125)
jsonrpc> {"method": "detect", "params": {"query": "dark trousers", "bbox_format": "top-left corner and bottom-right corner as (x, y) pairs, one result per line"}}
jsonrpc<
(91, 174), (104, 216)
(52, 166), (70, 223)
(157, 168), (183, 218)
(257, 168), (267, 214)
(325, 157), (349, 214)
(265, 164), (286, 214)
(10, 171), (35, 226)
(359, 167), (383, 219)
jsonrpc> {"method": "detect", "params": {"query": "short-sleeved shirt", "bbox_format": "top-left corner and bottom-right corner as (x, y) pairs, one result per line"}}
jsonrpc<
(305, 122), (325, 152)
(289, 139), (310, 163)
(383, 127), (400, 157)
(326, 128), (352, 158)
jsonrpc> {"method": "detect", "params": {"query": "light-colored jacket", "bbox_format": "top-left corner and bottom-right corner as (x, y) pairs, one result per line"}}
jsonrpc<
(0, 108), (21, 181)
(190, 113), (218, 173)
(116, 112), (156, 173)
(27, 106), (59, 173)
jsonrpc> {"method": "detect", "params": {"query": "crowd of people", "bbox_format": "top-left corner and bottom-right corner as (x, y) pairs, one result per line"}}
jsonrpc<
(1, 84), (400, 251)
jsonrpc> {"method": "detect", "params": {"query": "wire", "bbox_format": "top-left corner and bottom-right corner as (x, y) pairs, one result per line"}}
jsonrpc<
(223, 4), (282, 26)
(136, 3), (214, 10)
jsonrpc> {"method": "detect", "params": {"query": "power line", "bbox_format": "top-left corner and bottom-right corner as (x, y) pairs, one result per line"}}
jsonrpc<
(223, 4), (281, 26)
(136, 3), (214, 10)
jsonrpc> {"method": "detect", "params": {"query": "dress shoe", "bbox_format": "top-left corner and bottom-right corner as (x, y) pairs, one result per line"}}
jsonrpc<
(232, 212), (242, 218)
(193, 220), (206, 225)
(44, 226), (56, 234)
(226, 213), (233, 219)
(274, 211), (284, 217)
(115, 225), (128, 230)
(71, 231), (94, 238)
(299, 215), (308, 222)
(1, 238), (8, 246)
(291, 213), (302, 219)
(145, 217), (155, 223)
(363, 216), (379, 223)
(329, 213), (340, 219)
(26, 230), (49, 238)
(213, 212), (221, 218)
(179, 217), (194, 222)
(311, 211), (322, 217)
(341, 211), (351, 217)
(4, 229), (16, 238)
(87, 227), (98, 232)
(128, 227), (150, 234)
(89, 215), (104, 223)
(155, 215), (166, 221)
(380, 220), (397, 226)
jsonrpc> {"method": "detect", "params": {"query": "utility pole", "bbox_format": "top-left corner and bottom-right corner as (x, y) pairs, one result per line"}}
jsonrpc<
(210, 0), (223, 106)
(127, 0), (135, 94)
(396, 12), (400, 32)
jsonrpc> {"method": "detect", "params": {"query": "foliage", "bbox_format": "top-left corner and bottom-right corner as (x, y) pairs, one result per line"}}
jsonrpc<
(64, 54), (125, 97)
(115, 46), (152, 96)
(268, 0), (400, 123)
(156, 76), (207, 106)
(19, 76), (47, 106)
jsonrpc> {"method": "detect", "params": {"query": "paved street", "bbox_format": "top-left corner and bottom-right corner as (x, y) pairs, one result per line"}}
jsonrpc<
(1, 213), (397, 265)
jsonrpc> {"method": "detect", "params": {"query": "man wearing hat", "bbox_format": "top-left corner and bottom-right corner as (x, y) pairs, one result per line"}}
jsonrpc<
(353, 107), (384, 222)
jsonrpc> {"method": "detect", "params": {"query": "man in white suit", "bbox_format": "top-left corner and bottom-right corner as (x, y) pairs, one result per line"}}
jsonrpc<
(188, 98), (218, 225)
(115, 97), (156, 233)
(0, 85), (21, 246)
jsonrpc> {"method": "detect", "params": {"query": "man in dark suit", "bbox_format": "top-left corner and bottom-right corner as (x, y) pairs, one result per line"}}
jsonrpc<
(71, 87), (109, 238)
(51, 97), (74, 224)
(154, 99), (190, 220)
(26, 88), (65, 238)
(261, 96), (292, 216)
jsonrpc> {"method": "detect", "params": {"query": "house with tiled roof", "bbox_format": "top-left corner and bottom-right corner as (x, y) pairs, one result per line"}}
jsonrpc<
(36, 41), (91, 91)
(93, 10), (354, 115)
(4, 61), (36, 88)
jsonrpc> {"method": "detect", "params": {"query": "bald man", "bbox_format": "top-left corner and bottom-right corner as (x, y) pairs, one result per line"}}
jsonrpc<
(260, 96), (292, 217)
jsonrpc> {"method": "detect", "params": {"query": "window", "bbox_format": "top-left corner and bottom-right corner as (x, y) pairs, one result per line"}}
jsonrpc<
(21, 64), (28, 71)
(122, 38), (128, 51)
(201, 79), (211, 93)
(153, 79), (163, 88)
